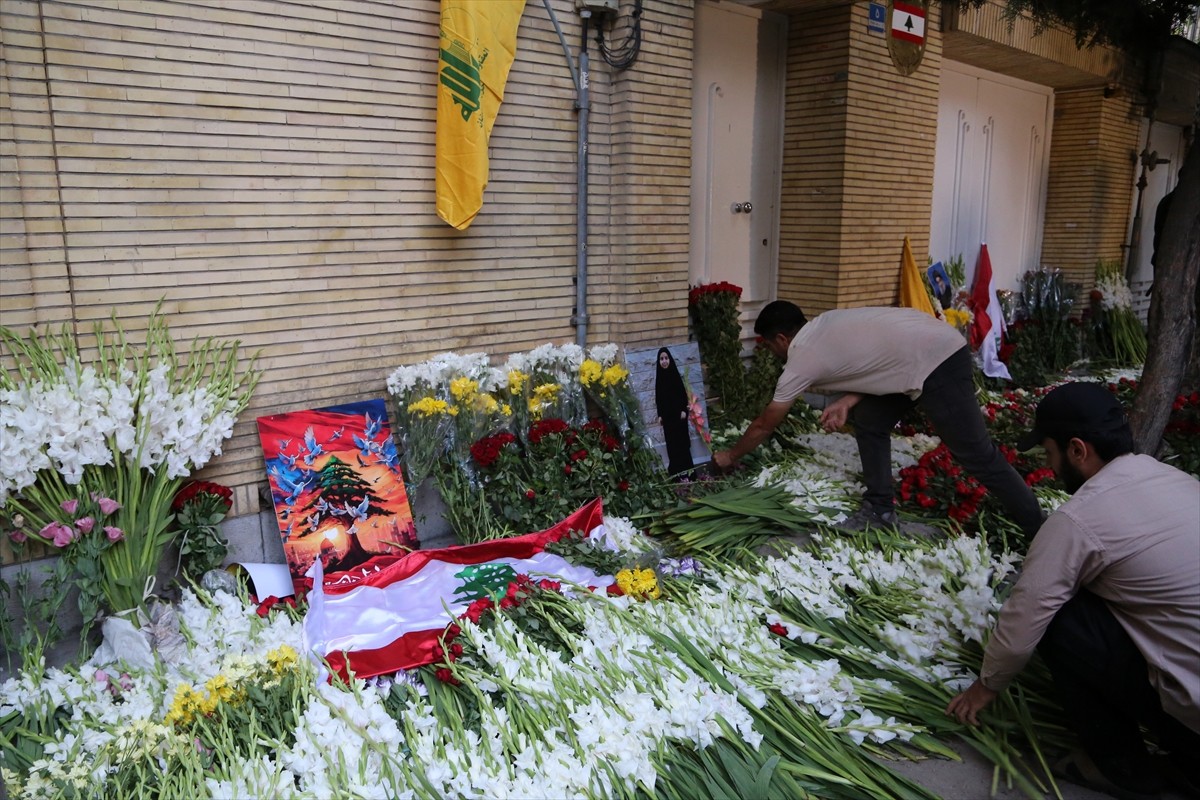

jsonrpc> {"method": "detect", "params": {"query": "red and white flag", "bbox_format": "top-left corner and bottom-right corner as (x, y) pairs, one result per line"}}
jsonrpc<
(891, 1), (926, 45)
(304, 499), (609, 681)
(968, 243), (1012, 380)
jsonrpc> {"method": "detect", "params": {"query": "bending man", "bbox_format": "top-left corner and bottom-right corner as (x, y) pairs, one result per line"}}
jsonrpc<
(712, 301), (1043, 534)
(946, 382), (1199, 798)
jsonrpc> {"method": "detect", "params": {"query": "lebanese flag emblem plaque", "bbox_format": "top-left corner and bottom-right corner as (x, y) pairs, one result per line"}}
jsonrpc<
(887, 0), (928, 76)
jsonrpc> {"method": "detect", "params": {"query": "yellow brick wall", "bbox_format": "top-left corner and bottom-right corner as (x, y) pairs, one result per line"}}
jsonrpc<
(779, 0), (941, 315)
(1041, 84), (1142, 290)
(0, 0), (695, 529)
(779, 3), (850, 313)
(605, 1), (694, 346)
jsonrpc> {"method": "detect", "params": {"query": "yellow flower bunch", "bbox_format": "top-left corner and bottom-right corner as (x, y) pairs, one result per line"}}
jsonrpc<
(579, 359), (603, 387)
(944, 308), (971, 329)
(615, 567), (661, 600)
(529, 383), (561, 419)
(507, 369), (528, 395)
(471, 392), (499, 415)
(166, 646), (299, 728)
(450, 377), (479, 402)
(267, 644), (298, 674)
(165, 684), (205, 727)
(408, 396), (451, 417)
(600, 363), (629, 387)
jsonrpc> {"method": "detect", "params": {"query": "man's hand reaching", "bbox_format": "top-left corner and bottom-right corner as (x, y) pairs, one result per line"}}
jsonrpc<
(818, 393), (863, 431)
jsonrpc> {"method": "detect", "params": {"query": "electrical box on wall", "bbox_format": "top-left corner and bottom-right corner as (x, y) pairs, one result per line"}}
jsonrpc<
(576, 0), (618, 14)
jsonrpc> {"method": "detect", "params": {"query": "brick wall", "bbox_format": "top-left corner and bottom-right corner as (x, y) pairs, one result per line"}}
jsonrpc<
(1041, 84), (1142, 290)
(779, 0), (941, 315)
(0, 0), (695, 540)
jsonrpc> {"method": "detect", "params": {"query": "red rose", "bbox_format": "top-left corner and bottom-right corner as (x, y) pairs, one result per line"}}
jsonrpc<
(256, 596), (280, 617)
(435, 667), (459, 685)
(563, 465), (573, 475)
(525, 489), (536, 500)
(617, 480), (629, 492)
(768, 622), (788, 637)
(172, 480), (233, 513)
(529, 419), (570, 444)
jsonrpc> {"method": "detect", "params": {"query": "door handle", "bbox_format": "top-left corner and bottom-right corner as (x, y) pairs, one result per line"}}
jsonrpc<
(731, 202), (753, 214)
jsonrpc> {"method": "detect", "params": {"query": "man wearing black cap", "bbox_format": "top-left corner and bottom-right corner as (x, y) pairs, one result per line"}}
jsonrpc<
(946, 382), (1200, 799)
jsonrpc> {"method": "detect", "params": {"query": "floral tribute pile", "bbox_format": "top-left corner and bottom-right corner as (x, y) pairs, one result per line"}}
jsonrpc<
(3, 511), (1069, 800)
(8, 318), (1194, 800)
(386, 344), (670, 543)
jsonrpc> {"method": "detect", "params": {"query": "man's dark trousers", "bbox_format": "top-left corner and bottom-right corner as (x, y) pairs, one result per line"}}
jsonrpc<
(850, 346), (1043, 536)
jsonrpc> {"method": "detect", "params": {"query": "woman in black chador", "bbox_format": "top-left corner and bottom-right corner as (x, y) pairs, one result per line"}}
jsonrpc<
(655, 347), (694, 477)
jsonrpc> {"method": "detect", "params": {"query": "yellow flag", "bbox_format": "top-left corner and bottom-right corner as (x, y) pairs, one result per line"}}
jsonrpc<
(436, 0), (527, 230)
(899, 236), (937, 317)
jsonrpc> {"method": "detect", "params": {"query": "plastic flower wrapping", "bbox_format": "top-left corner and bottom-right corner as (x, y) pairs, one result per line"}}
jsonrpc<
(387, 343), (648, 485)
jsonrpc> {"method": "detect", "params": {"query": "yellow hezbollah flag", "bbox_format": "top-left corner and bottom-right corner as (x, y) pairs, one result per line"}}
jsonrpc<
(898, 236), (936, 317)
(436, 0), (527, 230)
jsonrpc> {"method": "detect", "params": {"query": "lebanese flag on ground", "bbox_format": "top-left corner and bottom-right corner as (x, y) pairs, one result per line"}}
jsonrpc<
(304, 499), (609, 681)
(968, 243), (1012, 380)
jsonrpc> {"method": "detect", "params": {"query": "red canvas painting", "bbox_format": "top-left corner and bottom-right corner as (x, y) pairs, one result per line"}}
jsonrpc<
(256, 399), (417, 590)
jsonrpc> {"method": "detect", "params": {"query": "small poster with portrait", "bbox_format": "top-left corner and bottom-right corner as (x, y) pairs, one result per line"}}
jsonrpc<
(927, 261), (954, 309)
(625, 343), (712, 478)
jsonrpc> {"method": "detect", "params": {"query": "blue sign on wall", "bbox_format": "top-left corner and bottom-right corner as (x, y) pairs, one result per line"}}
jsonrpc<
(868, 2), (886, 34)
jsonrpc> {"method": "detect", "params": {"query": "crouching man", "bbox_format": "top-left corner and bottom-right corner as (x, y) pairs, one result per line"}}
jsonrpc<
(713, 301), (1043, 535)
(946, 382), (1199, 800)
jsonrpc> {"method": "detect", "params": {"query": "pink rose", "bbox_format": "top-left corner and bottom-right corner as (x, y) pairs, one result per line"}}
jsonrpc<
(97, 497), (122, 515)
(8, 530), (27, 544)
(60, 499), (79, 515)
(75, 516), (95, 534)
(104, 526), (125, 543)
(42, 521), (75, 548)
(94, 669), (109, 684)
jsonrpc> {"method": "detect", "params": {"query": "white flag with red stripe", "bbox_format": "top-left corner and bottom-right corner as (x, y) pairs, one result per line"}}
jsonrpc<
(304, 499), (610, 681)
(891, 1), (926, 44)
(968, 243), (1012, 380)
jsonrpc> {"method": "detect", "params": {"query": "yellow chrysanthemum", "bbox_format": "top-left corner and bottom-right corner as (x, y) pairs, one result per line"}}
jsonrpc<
(528, 383), (561, 421)
(615, 567), (660, 600)
(944, 308), (971, 328)
(408, 397), (450, 417)
(507, 369), (528, 394)
(450, 377), (479, 402)
(579, 359), (602, 387)
(165, 684), (203, 727)
(474, 393), (499, 414)
(267, 644), (298, 673)
(501, 403), (513, 417)
(601, 363), (629, 387)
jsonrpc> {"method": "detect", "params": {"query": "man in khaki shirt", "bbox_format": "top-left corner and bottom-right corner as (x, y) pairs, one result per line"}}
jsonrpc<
(713, 301), (1043, 535)
(947, 382), (1200, 799)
